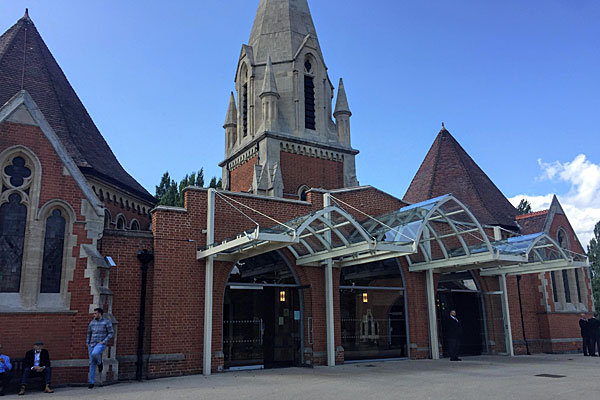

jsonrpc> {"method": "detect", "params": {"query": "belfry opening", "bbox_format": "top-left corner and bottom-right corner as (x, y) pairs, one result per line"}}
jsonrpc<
(223, 251), (307, 370)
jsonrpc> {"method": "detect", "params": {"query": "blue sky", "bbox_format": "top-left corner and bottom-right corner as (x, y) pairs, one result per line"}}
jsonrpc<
(1, 0), (599, 245)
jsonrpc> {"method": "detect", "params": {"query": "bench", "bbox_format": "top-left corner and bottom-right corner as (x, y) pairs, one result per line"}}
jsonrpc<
(4, 358), (47, 394)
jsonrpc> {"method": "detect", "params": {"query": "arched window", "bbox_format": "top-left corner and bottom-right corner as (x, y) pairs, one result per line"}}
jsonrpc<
(40, 209), (66, 293)
(304, 58), (315, 130)
(116, 215), (126, 230)
(298, 185), (309, 201)
(104, 210), (112, 229)
(130, 220), (140, 231)
(0, 154), (32, 293)
(0, 193), (28, 292)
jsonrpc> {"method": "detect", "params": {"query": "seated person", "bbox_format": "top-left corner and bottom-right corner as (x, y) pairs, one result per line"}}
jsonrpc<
(0, 343), (12, 396)
(19, 341), (53, 395)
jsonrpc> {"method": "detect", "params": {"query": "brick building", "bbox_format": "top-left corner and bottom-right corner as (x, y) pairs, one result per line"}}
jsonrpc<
(0, 0), (593, 386)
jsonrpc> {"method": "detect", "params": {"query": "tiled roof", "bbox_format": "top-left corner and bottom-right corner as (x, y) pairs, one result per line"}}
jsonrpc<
(0, 13), (154, 203)
(516, 210), (548, 234)
(403, 126), (518, 230)
(516, 210), (549, 220)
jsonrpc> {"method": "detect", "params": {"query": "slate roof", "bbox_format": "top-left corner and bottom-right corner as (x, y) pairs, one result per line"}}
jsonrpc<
(403, 126), (519, 230)
(0, 12), (154, 203)
(516, 210), (548, 234)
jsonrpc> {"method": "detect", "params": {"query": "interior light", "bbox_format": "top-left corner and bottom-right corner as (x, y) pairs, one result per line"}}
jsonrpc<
(280, 290), (286, 302)
(362, 292), (368, 303)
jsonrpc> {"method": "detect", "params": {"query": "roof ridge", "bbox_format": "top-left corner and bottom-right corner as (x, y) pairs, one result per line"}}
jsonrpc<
(448, 132), (497, 222)
(516, 209), (549, 220)
(28, 24), (87, 165)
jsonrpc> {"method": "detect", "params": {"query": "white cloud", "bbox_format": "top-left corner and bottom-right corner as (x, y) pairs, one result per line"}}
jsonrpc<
(509, 154), (600, 249)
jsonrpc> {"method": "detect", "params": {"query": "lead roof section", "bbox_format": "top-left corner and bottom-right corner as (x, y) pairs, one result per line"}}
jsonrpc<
(403, 126), (519, 230)
(0, 12), (155, 203)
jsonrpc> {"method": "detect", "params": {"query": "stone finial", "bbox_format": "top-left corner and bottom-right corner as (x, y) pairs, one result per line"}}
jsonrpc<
(260, 56), (279, 98)
(20, 8), (31, 21)
(334, 78), (351, 117)
(223, 92), (238, 128)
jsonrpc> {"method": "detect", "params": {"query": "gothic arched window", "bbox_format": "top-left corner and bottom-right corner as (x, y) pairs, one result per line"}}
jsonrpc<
(40, 209), (66, 293)
(0, 154), (33, 293)
(0, 193), (28, 292)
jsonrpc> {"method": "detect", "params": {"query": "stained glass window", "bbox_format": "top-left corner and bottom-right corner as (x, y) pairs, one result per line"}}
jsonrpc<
(40, 209), (66, 293)
(0, 193), (27, 292)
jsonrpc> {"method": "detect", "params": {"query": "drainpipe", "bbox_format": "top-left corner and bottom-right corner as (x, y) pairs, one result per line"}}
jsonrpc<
(516, 275), (531, 355)
(136, 249), (154, 381)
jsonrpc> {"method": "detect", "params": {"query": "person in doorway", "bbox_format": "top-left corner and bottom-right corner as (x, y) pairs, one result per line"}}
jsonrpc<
(0, 343), (12, 396)
(588, 313), (600, 356)
(579, 313), (591, 356)
(445, 310), (462, 361)
(19, 341), (53, 395)
(86, 307), (114, 389)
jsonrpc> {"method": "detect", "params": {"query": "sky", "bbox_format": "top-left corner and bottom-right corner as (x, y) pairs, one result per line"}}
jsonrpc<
(1, 0), (599, 246)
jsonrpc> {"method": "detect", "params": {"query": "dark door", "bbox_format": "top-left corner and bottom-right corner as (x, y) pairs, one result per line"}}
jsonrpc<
(438, 291), (483, 357)
(263, 287), (300, 368)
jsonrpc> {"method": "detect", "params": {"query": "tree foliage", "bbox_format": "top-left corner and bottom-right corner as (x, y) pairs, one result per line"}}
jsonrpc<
(588, 221), (600, 307)
(516, 199), (532, 215)
(155, 168), (221, 207)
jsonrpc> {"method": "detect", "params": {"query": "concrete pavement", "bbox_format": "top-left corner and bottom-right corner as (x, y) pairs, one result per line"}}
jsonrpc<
(16, 354), (600, 399)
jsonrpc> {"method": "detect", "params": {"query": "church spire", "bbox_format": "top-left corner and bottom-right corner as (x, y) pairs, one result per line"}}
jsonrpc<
(248, 0), (324, 64)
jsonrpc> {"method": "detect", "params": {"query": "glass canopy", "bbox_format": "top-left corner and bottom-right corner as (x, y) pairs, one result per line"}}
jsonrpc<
(197, 193), (588, 275)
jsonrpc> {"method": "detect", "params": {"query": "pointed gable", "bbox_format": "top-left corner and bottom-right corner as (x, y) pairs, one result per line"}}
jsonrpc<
(0, 13), (154, 203)
(404, 126), (518, 229)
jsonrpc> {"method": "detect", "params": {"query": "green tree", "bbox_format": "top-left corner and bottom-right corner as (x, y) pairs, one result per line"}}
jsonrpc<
(516, 199), (532, 215)
(588, 221), (600, 307)
(155, 172), (178, 206)
(155, 169), (220, 207)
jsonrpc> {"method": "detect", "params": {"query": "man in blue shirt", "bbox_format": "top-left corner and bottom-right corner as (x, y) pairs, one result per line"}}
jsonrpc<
(0, 343), (12, 396)
(86, 307), (114, 389)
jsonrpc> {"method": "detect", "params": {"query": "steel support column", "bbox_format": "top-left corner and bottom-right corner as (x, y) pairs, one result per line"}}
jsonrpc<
(203, 188), (215, 375)
(324, 193), (335, 366)
(499, 273), (514, 356)
(426, 269), (440, 359)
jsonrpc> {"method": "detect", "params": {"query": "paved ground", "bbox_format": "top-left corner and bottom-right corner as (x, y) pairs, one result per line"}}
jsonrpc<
(15, 354), (600, 399)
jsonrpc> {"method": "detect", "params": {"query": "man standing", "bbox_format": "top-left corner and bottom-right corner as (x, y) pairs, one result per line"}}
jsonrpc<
(588, 312), (600, 356)
(19, 341), (53, 395)
(86, 307), (114, 389)
(445, 310), (463, 361)
(579, 313), (591, 356)
(0, 344), (12, 396)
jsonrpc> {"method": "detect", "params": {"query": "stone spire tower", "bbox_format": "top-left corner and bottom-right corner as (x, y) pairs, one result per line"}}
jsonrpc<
(220, 0), (359, 198)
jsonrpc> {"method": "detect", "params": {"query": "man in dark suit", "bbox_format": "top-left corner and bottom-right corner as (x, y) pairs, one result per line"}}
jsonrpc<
(579, 313), (591, 356)
(18, 341), (53, 395)
(445, 310), (462, 361)
(588, 313), (600, 356)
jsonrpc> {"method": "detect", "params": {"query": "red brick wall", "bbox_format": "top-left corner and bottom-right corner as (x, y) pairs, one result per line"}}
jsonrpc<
(280, 152), (344, 195)
(0, 121), (100, 383)
(103, 231), (154, 379)
(229, 156), (257, 193)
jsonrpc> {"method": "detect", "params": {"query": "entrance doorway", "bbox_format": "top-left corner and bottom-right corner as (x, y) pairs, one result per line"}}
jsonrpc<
(437, 271), (484, 357)
(340, 258), (408, 361)
(223, 252), (306, 370)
